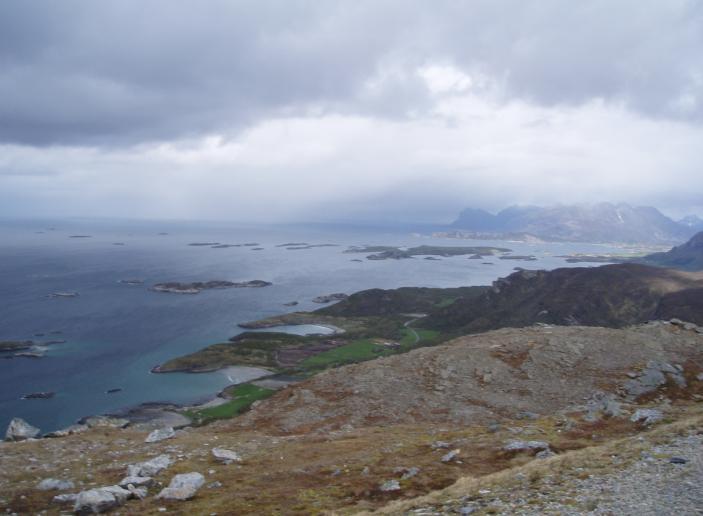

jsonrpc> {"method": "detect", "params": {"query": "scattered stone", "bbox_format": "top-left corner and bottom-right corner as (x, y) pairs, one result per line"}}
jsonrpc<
(81, 416), (130, 429)
(45, 424), (88, 438)
(4, 417), (40, 441)
(584, 392), (622, 420)
(127, 454), (173, 477)
(503, 440), (551, 453)
(536, 449), (556, 459)
(52, 493), (78, 504)
(516, 411), (539, 420)
(696, 373), (703, 382)
(630, 408), (664, 426)
(125, 485), (148, 500)
(400, 467), (420, 480)
(379, 479), (401, 492)
(441, 449), (460, 463)
(37, 478), (74, 491)
(669, 457), (688, 464)
(431, 440), (451, 449)
(73, 485), (131, 514)
(211, 447), (242, 464)
(208, 481), (223, 489)
(118, 476), (153, 488)
(145, 427), (175, 443)
(157, 472), (205, 501)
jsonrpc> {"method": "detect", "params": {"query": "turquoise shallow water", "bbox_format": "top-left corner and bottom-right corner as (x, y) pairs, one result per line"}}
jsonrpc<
(0, 219), (625, 432)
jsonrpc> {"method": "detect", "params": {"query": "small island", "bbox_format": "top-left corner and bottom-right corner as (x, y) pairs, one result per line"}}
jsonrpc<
(151, 280), (272, 294)
(47, 291), (79, 298)
(0, 341), (34, 352)
(344, 244), (512, 260)
(118, 279), (144, 285)
(22, 391), (55, 400)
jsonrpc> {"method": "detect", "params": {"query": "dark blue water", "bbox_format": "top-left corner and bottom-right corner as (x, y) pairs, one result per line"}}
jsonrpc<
(0, 219), (624, 432)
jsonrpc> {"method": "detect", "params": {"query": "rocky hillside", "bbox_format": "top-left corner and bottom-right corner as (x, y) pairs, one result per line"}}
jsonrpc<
(451, 203), (693, 244)
(640, 231), (703, 271)
(236, 322), (703, 434)
(2, 322), (703, 515)
(421, 263), (703, 335)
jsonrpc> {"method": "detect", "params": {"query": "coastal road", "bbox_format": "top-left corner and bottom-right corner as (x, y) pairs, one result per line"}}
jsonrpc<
(402, 313), (427, 345)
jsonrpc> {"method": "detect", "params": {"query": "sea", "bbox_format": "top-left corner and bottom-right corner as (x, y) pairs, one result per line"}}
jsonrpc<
(0, 219), (631, 432)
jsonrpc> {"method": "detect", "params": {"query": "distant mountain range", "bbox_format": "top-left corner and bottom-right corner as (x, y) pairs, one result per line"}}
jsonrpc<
(449, 203), (699, 244)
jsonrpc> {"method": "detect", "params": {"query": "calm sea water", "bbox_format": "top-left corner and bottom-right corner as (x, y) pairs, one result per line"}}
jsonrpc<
(0, 219), (625, 432)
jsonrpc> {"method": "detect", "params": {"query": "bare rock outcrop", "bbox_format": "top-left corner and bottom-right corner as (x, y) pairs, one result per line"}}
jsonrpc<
(235, 324), (703, 433)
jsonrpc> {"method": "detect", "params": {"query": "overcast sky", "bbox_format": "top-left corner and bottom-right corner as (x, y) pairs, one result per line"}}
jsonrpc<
(1, 0), (702, 223)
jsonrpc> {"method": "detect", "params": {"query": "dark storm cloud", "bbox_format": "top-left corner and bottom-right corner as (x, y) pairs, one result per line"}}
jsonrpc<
(0, 1), (701, 147)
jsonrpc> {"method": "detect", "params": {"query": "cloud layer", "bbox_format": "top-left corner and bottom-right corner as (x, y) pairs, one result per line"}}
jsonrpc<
(0, 1), (702, 221)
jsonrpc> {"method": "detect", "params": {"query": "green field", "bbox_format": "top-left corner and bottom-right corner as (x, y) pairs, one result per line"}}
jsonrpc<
(299, 328), (442, 371)
(184, 384), (274, 425)
(299, 338), (390, 369)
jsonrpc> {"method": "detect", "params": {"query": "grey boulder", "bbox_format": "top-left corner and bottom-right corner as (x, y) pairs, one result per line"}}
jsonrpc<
(630, 408), (663, 425)
(82, 416), (130, 429)
(74, 485), (131, 514)
(118, 475), (154, 488)
(37, 478), (75, 491)
(379, 479), (401, 492)
(5, 417), (40, 441)
(503, 440), (551, 453)
(157, 472), (205, 501)
(127, 454), (173, 477)
(145, 427), (175, 443)
(211, 447), (242, 464)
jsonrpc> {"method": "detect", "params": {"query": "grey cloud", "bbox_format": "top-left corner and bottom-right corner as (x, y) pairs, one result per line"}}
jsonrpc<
(0, 1), (702, 146)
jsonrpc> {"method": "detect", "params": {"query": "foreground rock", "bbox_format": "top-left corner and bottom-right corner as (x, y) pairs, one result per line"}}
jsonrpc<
(74, 485), (132, 514)
(630, 408), (664, 425)
(145, 426), (175, 443)
(45, 424), (88, 438)
(127, 454), (173, 477)
(157, 472), (205, 501)
(80, 415), (130, 429)
(37, 478), (74, 490)
(503, 440), (551, 453)
(5, 417), (40, 441)
(119, 475), (154, 488)
(212, 447), (242, 464)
